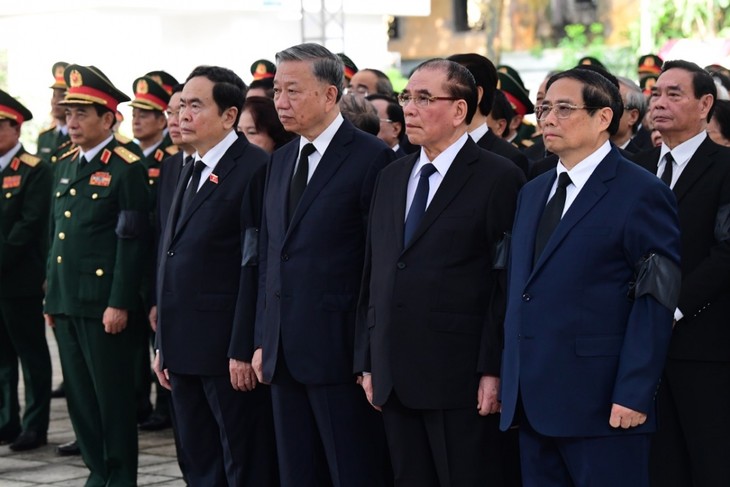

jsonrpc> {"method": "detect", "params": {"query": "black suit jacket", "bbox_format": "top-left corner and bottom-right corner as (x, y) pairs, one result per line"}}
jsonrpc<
(475, 129), (529, 177)
(255, 119), (394, 385)
(633, 137), (730, 361)
(156, 134), (267, 375)
(354, 137), (525, 409)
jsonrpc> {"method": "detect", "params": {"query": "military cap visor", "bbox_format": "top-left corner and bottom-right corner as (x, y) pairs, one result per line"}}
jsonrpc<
(50, 61), (69, 89)
(59, 64), (130, 112)
(638, 54), (663, 75)
(130, 76), (171, 111)
(0, 90), (32, 124)
(337, 53), (358, 80)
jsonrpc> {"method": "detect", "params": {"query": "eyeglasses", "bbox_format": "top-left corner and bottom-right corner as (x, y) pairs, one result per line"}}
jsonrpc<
(535, 103), (603, 121)
(379, 118), (394, 124)
(397, 93), (459, 108)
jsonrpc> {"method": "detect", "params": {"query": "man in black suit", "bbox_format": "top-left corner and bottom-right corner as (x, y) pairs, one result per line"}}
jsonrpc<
(448, 53), (529, 177)
(153, 66), (277, 486)
(633, 60), (730, 487)
(354, 59), (525, 487)
(252, 43), (393, 487)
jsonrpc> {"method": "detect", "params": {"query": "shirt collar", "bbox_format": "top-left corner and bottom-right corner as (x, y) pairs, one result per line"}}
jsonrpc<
(300, 113), (344, 157)
(556, 140), (612, 191)
(469, 123), (489, 143)
(413, 131), (469, 179)
(194, 130), (238, 170)
(0, 142), (22, 171)
(79, 134), (114, 163)
(659, 130), (706, 169)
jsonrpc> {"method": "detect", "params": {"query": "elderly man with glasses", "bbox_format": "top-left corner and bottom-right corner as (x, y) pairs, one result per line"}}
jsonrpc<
(355, 58), (525, 487)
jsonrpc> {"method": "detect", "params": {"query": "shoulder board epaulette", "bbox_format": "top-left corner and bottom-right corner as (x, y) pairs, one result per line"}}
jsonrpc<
(38, 124), (56, 135)
(56, 139), (73, 151)
(19, 152), (42, 167)
(520, 139), (535, 148)
(114, 145), (141, 164)
(115, 133), (133, 144)
(58, 146), (80, 161)
(164, 145), (179, 156)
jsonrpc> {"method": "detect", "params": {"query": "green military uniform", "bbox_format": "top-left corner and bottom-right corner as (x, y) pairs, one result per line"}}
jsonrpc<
(44, 64), (148, 487)
(497, 65), (536, 150)
(37, 62), (71, 164)
(0, 92), (53, 447)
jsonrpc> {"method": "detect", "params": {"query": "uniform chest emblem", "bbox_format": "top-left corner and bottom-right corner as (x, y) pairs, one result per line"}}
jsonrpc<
(89, 172), (112, 187)
(148, 167), (160, 178)
(2, 175), (21, 189)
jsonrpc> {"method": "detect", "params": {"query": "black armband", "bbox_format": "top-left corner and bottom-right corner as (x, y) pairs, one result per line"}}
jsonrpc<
(628, 253), (681, 311)
(115, 210), (148, 239)
(241, 228), (259, 266)
(493, 232), (511, 270)
(715, 203), (730, 243)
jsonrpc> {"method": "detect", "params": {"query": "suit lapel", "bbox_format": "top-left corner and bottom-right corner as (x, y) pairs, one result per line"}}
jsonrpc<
(530, 150), (617, 276)
(173, 136), (244, 237)
(402, 138), (477, 252)
(286, 121), (354, 236)
(672, 137), (718, 203)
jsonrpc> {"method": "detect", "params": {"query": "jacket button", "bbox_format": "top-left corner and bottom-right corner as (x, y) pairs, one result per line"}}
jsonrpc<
(5, 192), (11, 199)
(56, 192), (61, 198)
(92, 193), (98, 200)
(167, 251), (174, 257)
(57, 256), (62, 264)
(69, 188), (76, 196)
(281, 254), (289, 262)
(64, 210), (71, 218)
(58, 232), (65, 240)
(95, 269), (104, 277)
(274, 291), (281, 298)
(522, 293), (531, 301)
(396, 262), (406, 269)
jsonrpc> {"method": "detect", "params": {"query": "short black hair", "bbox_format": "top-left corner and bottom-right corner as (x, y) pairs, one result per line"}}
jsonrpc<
(186, 65), (248, 126)
(712, 99), (730, 142)
(547, 68), (623, 136)
(447, 53), (497, 117)
(490, 90), (516, 138)
(662, 59), (717, 121)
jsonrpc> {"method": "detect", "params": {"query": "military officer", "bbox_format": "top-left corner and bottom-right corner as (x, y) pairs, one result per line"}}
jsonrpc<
(0, 90), (53, 451)
(43, 64), (149, 487)
(497, 65), (536, 149)
(145, 70), (179, 97)
(37, 61), (72, 163)
(128, 74), (177, 428)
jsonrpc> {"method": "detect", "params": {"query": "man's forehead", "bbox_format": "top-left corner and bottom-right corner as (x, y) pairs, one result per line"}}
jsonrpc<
(405, 69), (444, 92)
(544, 78), (583, 101)
(656, 68), (691, 87)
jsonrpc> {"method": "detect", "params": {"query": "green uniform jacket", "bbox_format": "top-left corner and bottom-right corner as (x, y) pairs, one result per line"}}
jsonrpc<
(36, 125), (71, 164)
(0, 148), (52, 298)
(45, 138), (149, 318)
(140, 133), (178, 211)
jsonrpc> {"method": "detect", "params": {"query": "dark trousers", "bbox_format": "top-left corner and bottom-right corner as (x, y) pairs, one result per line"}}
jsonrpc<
(54, 314), (137, 487)
(169, 372), (278, 487)
(650, 359), (730, 487)
(0, 296), (51, 435)
(519, 416), (650, 487)
(270, 356), (391, 487)
(382, 391), (509, 487)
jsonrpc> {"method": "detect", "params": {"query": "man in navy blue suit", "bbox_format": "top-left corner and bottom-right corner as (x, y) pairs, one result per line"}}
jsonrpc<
(251, 43), (393, 487)
(499, 68), (682, 487)
(154, 66), (277, 486)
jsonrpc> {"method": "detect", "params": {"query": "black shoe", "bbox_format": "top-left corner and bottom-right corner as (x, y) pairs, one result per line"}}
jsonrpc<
(56, 439), (80, 456)
(139, 413), (172, 431)
(0, 428), (20, 445)
(51, 383), (65, 398)
(9, 430), (47, 451)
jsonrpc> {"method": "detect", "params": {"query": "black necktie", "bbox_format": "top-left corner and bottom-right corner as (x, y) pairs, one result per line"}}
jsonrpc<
(79, 155), (88, 168)
(660, 153), (674, 187)
(289, 143), (316, 224)
(534, 172), (572, 265)
(179, 160), (205, 218)
(404, 163), (437, 246)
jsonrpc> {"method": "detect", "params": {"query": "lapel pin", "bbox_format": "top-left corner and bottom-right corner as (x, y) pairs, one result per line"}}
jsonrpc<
(209, 173), (219, 184)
